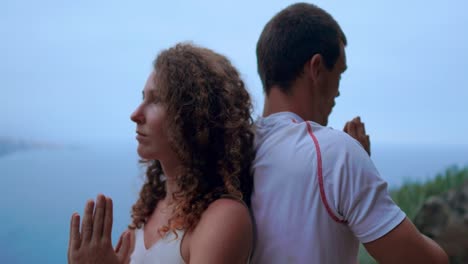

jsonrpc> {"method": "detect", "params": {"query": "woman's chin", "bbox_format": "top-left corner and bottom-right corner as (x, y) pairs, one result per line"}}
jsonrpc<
(136, 146), (157, 160)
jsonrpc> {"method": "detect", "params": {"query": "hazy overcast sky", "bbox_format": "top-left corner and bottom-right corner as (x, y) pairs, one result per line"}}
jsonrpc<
(2, 0), (467, 145)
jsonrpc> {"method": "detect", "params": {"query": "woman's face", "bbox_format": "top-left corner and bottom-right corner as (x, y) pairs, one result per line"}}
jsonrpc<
(130, 71), (171, 160)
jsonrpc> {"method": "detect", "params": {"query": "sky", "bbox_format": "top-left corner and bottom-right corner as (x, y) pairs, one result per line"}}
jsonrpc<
(2, 0), (467, 146)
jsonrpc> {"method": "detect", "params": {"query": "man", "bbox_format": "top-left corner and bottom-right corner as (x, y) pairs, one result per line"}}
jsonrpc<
(250, 3), (448, 263)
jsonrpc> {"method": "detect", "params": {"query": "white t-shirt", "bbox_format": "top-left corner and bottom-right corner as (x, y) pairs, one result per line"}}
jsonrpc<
(250, 112), (406, 264)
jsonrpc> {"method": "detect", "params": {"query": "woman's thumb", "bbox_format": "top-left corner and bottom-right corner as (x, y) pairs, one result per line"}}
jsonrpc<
(117, 230), (135, 264)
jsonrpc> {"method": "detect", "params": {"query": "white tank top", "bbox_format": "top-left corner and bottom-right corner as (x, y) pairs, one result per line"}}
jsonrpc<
(130, 228), (185, 264)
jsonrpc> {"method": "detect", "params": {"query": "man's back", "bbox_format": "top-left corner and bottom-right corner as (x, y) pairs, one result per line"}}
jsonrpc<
(251, 112), (405, 263)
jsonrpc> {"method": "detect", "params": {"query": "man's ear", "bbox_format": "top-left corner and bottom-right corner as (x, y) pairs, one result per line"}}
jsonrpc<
(305, 54), (323, 84)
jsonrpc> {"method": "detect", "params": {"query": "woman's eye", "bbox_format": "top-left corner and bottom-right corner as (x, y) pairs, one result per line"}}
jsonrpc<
(152, 96), (161, 104)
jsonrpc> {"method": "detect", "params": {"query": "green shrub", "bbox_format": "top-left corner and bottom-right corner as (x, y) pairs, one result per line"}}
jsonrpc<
(359, 166), (468, 264)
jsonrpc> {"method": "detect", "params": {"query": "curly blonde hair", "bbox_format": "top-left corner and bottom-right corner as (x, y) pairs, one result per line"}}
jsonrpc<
(129, 43), (255, 234)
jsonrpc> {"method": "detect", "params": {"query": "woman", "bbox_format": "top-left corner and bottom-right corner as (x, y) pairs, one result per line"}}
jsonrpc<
(68, 43), (255, 264)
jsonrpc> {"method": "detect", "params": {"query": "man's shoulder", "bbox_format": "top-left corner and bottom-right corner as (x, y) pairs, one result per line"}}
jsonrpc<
(309, 123), (371, 168)
(309, 123), (360, 148)
(255, 119), (366, 158)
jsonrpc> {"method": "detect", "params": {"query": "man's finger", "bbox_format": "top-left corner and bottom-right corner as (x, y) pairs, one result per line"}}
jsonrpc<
(69, 213), (81, 250)
(348, 121), (357, 137)
(356, 121), (365, 137)
(367, 135), (371, 156)
(81, 200), (95, 243)
(343, 122), (349, 133)
(92, 194), (106, 240)
(103, 197), (113, 241)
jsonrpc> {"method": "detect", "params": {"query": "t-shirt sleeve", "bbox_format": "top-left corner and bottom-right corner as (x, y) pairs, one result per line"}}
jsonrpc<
(323, 132), (406, 243)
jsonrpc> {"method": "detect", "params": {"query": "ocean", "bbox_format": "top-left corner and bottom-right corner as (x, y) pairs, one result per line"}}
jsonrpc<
(0, 142), (467, 263)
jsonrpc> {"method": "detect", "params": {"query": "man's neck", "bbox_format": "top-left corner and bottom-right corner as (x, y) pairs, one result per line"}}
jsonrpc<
(263, 85), (322, 123)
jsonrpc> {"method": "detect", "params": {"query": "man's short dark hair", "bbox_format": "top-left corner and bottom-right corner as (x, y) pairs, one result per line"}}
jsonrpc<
(256, 3), (347, 94)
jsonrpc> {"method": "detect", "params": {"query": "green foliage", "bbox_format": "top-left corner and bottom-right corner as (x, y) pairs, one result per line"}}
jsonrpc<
(359, 166), (468, 264)
(391, 166), (468, 220)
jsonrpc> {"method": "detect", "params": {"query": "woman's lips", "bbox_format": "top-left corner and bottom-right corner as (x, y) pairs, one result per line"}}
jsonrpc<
(136, 131), (147, 136)
(136, 131), (147, 141)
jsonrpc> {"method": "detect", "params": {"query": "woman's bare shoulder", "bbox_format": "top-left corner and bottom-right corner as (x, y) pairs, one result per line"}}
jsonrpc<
(187, 198), (253, 263)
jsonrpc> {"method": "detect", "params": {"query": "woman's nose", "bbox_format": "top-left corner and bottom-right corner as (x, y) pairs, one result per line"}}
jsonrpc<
(130, 104), (145, 124)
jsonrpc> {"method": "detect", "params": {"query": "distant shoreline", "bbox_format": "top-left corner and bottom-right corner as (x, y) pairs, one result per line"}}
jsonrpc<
(0, 138), (65, 157)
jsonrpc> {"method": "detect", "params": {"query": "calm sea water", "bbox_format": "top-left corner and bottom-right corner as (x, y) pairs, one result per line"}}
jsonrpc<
(0, 142), (467, 263)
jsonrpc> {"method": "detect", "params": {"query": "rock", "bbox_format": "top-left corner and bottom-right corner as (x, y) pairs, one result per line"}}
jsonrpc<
(414, 180), (468, 263)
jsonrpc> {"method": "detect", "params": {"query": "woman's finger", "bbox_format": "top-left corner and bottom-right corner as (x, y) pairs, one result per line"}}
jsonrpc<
(81, 199), (95, 243)
(117, 230), (135, 264)
(115, 230), (124, 253)
(103, 196), (113, 241)
(69, 213), (81, 250)
(92, 194), (106, 240)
